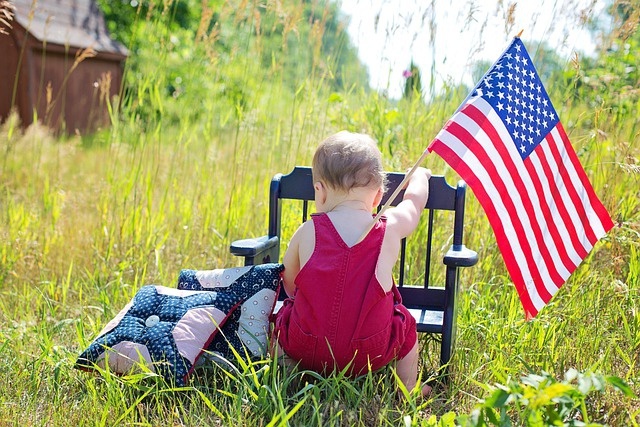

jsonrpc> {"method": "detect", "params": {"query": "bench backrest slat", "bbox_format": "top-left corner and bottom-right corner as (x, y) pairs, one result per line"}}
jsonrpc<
(268, 166), (467, 311)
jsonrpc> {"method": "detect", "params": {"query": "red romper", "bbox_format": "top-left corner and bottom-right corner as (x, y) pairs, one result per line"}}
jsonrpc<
(274, 213), (417, 377)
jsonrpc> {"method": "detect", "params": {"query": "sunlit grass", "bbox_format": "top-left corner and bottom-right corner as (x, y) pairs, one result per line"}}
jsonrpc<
(0, 0), (639, 425)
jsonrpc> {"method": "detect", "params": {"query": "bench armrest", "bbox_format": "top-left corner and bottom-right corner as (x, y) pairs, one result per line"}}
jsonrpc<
(230, 235), (279, 258)
(443, 244), (478, 268)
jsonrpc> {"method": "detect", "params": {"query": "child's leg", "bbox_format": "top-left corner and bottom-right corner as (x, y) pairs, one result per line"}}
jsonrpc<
(395, 340), (431, 397)
(270, 337), (298, 369)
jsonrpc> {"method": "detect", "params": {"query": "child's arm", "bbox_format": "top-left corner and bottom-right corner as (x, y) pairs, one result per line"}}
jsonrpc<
(281, 220), (313, 297)
(386, 167), (431, 238)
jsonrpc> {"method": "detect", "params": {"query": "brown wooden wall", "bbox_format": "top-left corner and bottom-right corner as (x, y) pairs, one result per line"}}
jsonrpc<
(0, 23), (125, 134)
(0, 26), (29, 126)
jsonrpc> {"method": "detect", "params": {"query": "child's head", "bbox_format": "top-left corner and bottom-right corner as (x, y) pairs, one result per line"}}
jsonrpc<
(312, 131), (386, 193)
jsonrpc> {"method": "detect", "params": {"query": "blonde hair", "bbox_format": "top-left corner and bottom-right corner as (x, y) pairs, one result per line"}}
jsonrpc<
(312, 131), (387, 192)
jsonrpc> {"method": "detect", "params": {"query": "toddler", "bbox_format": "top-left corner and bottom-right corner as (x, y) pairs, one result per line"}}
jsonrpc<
(272, 131), (431, 396)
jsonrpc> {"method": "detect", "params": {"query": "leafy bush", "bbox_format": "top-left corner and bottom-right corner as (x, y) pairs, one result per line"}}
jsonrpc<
(455, 370), (636, 427)
(421, 370), (636, 426)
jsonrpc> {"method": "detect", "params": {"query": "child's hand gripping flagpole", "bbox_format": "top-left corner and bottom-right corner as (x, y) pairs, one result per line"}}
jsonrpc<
(356, 147), (431, 244)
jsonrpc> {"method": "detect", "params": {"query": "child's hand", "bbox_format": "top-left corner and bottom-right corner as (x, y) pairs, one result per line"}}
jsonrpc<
(403, 167), (431, 189)
(413, 167), (431, 181)
(388, 167), (432, 238)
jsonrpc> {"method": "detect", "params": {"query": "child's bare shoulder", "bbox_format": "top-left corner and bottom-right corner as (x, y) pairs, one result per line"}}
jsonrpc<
(291, 217), (316, 242)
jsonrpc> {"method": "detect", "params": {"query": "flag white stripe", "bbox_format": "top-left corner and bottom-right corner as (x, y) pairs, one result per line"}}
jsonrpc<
(453, 109), (562, 296)
(548, 127), (609, 239)
(526, 151), (585, 267)
(437, 125), (547, 312)
(428, 38), (614, 318)
(470, 100), (572, 283)
(455, 98), (570, 296)
(537, 137), (596, 253)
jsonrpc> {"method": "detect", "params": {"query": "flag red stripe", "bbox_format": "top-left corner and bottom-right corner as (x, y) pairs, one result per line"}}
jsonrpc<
(429, 137), (539, 318)
(555, 123), (615, 233)
(464, 105), (568, 289)
(427, 38), (614, 318)
(543, 131), (599, 246)
(441, 113), (554, 304)
(521, 158), (579, 274)
(532, 137), (590, 260)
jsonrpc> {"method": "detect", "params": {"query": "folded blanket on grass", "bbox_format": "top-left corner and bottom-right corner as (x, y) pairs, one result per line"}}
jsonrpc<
(75, 263), (283, 385)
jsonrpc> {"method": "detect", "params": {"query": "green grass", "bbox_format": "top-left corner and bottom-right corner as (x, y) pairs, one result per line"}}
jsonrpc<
(1, 0), (639, 425)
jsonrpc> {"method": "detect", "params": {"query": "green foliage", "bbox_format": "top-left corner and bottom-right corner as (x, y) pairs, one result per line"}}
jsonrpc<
(579, 35), (639, 122)
(254, 0), (368, 91)
(0, 0), (639, 425)
(99, 0), (368, 132)
(97, 0), (199, 48)
(563, 2), (640, 129)
(457, 370), (636, 426)
(403, 60), (423, 100)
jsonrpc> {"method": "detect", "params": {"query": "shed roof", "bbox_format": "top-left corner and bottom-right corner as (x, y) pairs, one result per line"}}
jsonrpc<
(11, 0), (128, 56)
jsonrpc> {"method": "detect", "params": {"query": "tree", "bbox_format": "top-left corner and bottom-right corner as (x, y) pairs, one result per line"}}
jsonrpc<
(98, 0), (198, 48)
(402, 60), (422, 99)
(570, 0), (639, 121)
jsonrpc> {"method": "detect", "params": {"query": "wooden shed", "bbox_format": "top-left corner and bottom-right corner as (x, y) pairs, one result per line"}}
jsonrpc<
(0, 0), (128, 134)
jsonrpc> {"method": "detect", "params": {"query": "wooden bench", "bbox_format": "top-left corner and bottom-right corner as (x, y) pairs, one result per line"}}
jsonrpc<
(230, 166), (477, 379)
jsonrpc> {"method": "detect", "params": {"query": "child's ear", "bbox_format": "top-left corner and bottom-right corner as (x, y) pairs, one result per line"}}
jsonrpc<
(314, 181), (327, 204)
(373, 188), (383, 209)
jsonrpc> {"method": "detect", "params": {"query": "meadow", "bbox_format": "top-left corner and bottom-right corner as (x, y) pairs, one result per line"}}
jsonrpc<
(0, 0), (638, 425)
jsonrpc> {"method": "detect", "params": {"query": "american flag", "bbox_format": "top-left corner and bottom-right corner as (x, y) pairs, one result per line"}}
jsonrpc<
(428, 38), (615, 318)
